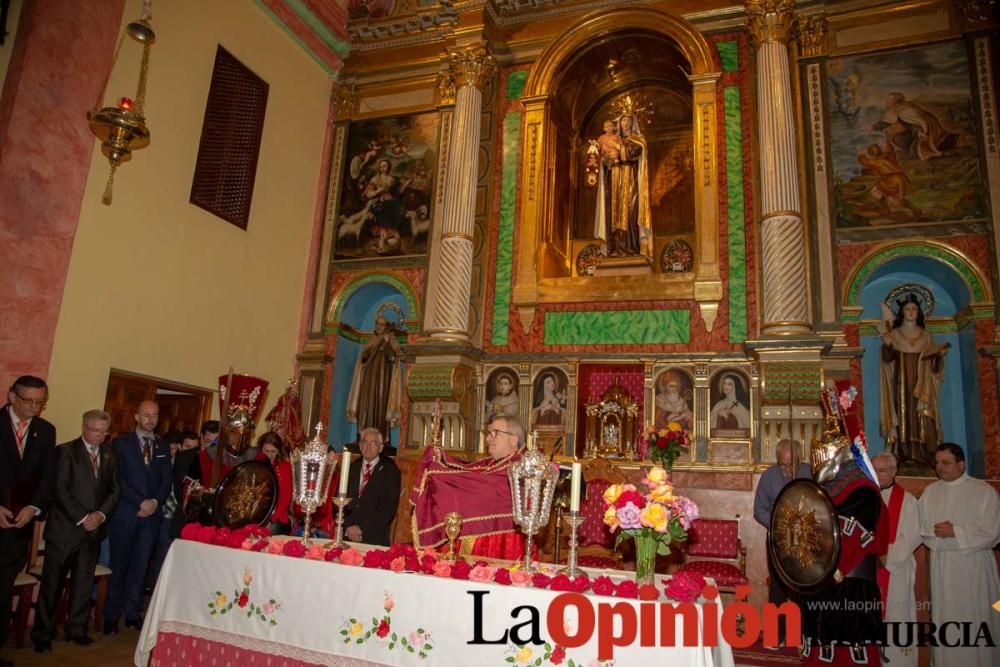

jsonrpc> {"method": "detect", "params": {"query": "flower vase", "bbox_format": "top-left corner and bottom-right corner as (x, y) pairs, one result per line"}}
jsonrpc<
(633, 535), (658, 586)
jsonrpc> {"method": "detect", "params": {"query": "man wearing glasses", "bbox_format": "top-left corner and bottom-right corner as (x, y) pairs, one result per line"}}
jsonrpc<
(411, 416), (529, 560)
(0, 375), (56, 667)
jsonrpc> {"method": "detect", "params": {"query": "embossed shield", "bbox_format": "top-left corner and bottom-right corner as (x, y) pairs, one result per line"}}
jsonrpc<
(768, 478), (840, 594)
(213, 461), (278, 529)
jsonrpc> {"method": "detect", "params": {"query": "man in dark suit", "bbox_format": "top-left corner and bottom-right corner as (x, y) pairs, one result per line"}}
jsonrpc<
(103, 400), (171, 635)
(343, 428), (401, 546)
(31, 409), (119, 651)
(0, 375), (56, 666)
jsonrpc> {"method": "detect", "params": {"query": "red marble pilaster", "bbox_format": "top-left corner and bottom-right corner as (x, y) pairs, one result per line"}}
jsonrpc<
(0, 0), (126, 385)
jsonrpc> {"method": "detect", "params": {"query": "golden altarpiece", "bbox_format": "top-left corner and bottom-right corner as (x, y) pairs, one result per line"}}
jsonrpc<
(293, 0), (1000, 602)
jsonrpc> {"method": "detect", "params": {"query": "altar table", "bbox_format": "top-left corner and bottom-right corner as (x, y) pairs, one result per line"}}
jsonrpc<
(136, 540), (735, 666)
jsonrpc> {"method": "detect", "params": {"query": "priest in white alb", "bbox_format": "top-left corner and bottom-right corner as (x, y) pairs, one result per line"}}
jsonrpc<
(919, 443), (1000, 667)
(872, 452), (920, 667)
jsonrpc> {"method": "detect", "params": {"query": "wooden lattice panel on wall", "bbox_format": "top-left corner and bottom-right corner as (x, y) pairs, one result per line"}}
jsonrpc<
(189, 46), (269, 230)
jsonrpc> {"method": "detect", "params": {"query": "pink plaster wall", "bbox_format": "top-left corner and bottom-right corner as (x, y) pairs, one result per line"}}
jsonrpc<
(0, 0), (125, 385)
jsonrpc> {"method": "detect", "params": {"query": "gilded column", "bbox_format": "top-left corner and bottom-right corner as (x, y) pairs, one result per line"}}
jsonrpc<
(746, 0), (811, 335)
(424, 44), (495, 341)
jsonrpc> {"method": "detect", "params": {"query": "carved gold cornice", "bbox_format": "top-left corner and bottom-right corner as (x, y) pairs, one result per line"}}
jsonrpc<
(331, 82), (357, 121)
(795, 15), (828, 57)
(437, 68), (457, 105)
(447, 44), (496, 90)
(745, 0), (796, 46)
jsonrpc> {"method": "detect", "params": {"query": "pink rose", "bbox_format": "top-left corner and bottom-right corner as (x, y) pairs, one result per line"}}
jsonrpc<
(510, 570), (533, 587)
(468, 564), (496, 583)
(305, 544), (327, 560)
(266, 539), (286, 554)
(433, 561), (453, 578)
(240, 538), (256, 550)
(339, 548), (364, 566)
(384, 596), (394, 612)
(389, 556), (406, 573)
(616, 502), (643, 530)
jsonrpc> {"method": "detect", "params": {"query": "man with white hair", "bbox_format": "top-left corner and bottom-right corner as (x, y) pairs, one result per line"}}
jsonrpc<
(872, 451), (919, 667)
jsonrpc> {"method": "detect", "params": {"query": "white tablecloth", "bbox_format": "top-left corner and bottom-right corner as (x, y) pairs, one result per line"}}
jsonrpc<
(137, 540), (735, 666)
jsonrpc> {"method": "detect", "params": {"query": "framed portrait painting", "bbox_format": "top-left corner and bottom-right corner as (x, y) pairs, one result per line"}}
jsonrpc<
(709, 368), (751, 439)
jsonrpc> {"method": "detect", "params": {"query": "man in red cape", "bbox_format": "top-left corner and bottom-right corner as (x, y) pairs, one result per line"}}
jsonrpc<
(410, 415), (528, 560)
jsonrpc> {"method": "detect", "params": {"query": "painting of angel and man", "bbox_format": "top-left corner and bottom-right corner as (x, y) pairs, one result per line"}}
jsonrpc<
(826, 40), (986, 229)
(334, 112), (439, 259)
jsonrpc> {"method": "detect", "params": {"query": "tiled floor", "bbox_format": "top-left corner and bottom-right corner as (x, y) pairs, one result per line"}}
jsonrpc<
(2, 630), (138, 667)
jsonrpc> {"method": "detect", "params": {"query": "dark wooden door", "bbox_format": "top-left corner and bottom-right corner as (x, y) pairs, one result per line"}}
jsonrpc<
(103, 370), (213, 440)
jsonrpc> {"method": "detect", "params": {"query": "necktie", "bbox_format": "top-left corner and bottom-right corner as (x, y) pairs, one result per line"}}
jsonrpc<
(88, 446), (100, 478)
(13, 420), (28, 459)
(142, 437), (152, 466)
(359, 463), (373, 494)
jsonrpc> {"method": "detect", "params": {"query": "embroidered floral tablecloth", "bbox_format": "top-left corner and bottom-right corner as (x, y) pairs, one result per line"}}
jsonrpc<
(136, 540), (735, 667)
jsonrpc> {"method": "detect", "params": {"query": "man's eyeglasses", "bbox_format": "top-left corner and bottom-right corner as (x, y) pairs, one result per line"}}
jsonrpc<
(484, 428), (517, 439)
(14, 393), (46, 407)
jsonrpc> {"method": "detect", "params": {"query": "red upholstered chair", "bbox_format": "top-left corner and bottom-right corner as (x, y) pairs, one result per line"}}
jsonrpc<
(562, 457), (627, 570)
(676, 515), (749, 592)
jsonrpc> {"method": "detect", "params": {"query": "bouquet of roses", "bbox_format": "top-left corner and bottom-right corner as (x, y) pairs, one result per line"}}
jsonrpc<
(637, 422), (689, 471)
(602, 466), (699, 557)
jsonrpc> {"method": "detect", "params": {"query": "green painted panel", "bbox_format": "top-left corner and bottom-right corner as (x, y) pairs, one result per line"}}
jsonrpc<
(491, 112), (521, 345)
(717, 41), (739, 73)
(845, 244), (988, 306)
(543, 310), (690, 345)
(506, 70), (528, 101)
(724, 86), (747, 343)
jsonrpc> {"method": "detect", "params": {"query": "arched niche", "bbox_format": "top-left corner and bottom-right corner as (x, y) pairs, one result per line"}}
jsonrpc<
(850, 246), (992, 476)
(328, 274), (417, 449)
(513, 7), (722, 330)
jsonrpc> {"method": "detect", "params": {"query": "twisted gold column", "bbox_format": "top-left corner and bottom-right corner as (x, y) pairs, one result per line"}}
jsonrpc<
(424, 45), (495, 341)
(746, 0), (811, 335)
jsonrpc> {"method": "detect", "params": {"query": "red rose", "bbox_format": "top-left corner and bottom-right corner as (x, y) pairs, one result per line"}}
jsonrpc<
(181, 523), (199, 541)
(250, 538), (269, 552)
(549, 574), (572, 592)
(363, 549), (388, 569)
(420, 554), (437, 575)
(493, 568), (512, 585)
(666, 430), (677, 441)
(614, 580), (639, 599)
(195, 525), (217, 544)
(531, 572), (552, 589)
(550, 645), (566, 665)
(376, 619), (390, 638)
(450, 559), (472, 580)
(404, 556), (421, 572)
(638, 584), (660, 600)
(656, 437), (668, 450)
(324, 546), (343, 562)
(614, 490), (647, 510)
(282, 540), (306, 558)
(387, 543), (405, 558)
(591, 575), (615, 596)
(211, 527), (231, 546)
(237, 591), (249, 608)
(226, 529), (248, 549)
(569, 575), (591, 593)
(401, 544), (417, 558)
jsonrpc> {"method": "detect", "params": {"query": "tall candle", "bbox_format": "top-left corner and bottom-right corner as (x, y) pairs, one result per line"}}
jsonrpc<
(338, 449), (351, 496)
(569, 462), (582, 513)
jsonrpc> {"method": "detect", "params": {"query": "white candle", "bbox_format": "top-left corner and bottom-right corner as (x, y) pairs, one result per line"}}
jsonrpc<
(569, 462), (582, 513)
(338, 449), (351, 496)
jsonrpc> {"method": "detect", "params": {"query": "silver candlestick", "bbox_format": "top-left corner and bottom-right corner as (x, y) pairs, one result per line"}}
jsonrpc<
(509, 430), (558, 573)
(331, 495), (351, 547)
(560, 511), (585, 578)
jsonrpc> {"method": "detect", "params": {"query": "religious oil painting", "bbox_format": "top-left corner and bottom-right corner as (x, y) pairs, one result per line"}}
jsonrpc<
(485, 367), (520, 422)
(334, 112), (438, 260)
(826, 40), (985, 228)
(709, 368), (751, 440)
(531, 367), (569, 430)
(653, 368), (694, 434)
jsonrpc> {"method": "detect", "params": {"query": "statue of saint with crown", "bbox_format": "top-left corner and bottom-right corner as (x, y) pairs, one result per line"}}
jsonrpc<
(877, 291), (949, 469)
